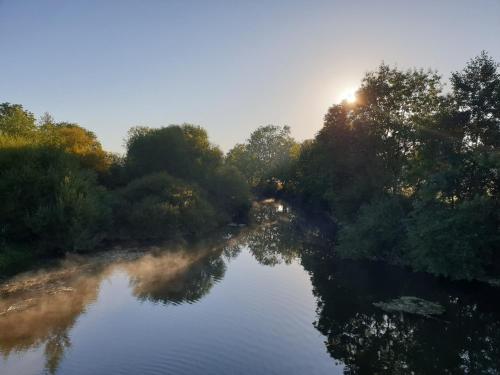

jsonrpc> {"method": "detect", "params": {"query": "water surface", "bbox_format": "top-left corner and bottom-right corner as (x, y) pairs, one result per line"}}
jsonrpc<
(1, 202), (499, 374)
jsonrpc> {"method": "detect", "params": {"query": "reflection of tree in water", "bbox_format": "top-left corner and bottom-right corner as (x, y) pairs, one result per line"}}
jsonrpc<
(0, 230), (247, 374)
(247, 201), (500, 374)
(0, 262), (105, 374)
(221, 238), (242, 260)
(303, 252), (500, 374)
(124, 233), (248, 305)
(0, 237), (241, 374)
(44, 330), (71, 375)
(128, 252), (227, 305)
(244, 201), (311, 266)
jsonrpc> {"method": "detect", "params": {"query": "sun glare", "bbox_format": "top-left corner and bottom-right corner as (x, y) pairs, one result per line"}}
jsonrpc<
(340, 88), (357, 103)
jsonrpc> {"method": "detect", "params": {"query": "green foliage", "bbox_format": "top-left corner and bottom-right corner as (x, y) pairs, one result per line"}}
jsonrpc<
(40, 122), (111, 173)
(98, 153), (128, 188)
(0, 140), (110, 252)
(336, 196), (409, 262)
(112, 172), (218, 240)
(0, 105), (250, 274)
(226, 125), (298, 191)
(293, 107), (391, 219)
(123, 124), (251, 222)
(288, 53), (500, 280)
(450, 51), (500, 149)
(125, 124), (222, 183)
(406, 196), (499, 280)
(203, 165), (252, 222)
(0, 103), (37, 137)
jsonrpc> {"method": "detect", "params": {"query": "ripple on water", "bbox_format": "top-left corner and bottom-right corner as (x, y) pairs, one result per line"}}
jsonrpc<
(0, 237), (343, 375)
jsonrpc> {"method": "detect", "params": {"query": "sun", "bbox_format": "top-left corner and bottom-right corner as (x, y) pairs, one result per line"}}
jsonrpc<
(339, 88), (357, 103)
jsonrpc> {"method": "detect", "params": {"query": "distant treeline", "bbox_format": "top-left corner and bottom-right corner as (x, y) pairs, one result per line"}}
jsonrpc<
(226, 52), (499, 281)
(1, 52), (498, 281)
(0, 110), (250, 274)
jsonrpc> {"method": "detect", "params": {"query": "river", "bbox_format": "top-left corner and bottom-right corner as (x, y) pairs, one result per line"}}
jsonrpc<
(1, 201), (499, 374)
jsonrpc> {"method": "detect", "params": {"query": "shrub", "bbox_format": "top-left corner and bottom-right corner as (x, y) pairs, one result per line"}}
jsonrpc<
(0, 142), (110, 252)
(124, 125), (222, 183)
(204, 165), (252, 222)
(113, 172), (219, 240)
(336, 195), (409, 262)
(405, 196), (499, 280)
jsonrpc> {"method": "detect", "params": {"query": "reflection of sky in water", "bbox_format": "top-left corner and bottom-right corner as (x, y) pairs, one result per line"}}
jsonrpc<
(0, 246), (343, 375)
(1, 348), (45, 375)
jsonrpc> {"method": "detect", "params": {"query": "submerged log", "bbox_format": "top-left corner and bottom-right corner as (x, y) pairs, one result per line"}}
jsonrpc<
(373, 296), (445, 317)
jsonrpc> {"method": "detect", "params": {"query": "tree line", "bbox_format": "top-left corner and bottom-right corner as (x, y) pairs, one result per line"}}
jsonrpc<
(227, 52), (499, 281)
(0, 108), (251, 274)
(1, 52), (498, 281)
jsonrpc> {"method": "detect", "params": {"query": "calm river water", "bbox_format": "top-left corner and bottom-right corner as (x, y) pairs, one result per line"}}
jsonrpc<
(1, 201), (499, 374)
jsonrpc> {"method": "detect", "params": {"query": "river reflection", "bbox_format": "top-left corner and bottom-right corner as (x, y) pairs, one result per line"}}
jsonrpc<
(247, 201), (500, 374)
(1, 201), (499, 374)
(127, 251), (227, 305)
(0, 242), (237, 374)
(0, 259), (104, 373)
(305, 256), (500, 374)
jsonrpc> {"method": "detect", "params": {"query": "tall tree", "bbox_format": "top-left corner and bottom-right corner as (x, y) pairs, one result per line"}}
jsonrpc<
(0, 103), (36, 137)
(227, 125), (298, 188)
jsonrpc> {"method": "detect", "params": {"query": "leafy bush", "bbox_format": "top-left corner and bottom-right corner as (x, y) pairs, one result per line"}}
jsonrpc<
(336, 196), (409, 262)
(122, 124), (251, 224)
(0, 141), (110, 252)
(204, 165), (252, 222)
(226, 125), (299, 192)
(0, 106), (252, 274)
(124, 125), (222, 183)
(112, 172), (219, 240)
(406, 196), (499, 280)
(0, 103), (36, 137)
(40, 122), (111, 174)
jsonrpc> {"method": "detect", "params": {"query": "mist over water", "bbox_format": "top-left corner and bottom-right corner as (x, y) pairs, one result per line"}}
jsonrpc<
(1, 202), (499, 374)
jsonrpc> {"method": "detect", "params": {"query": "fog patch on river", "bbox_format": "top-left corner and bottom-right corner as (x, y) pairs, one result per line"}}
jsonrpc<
(0, 243), (230, 372)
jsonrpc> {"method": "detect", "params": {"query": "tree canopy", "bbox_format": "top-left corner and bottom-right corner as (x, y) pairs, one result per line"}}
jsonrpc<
(226, 125), (299, 192)
(287, 52), (500, 280)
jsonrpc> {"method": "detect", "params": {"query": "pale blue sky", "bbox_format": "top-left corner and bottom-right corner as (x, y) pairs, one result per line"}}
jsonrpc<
(1, 0), (500, 153)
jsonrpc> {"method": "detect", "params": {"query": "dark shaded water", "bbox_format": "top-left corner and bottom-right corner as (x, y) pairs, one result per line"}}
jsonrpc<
(1, 201), (499, 374)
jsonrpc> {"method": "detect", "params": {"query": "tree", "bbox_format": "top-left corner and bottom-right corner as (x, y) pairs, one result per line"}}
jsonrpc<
(293, 104), (391, 219)
(336, 195), (409, 262)
(112, 172), (218, 240)
(122, 124), (250, 222)
(0, 141), (110, 252)
(227, 125), (298, 190)
(41, 122), (110, 173)
(203, 165), (251, 222)
(289, 54), (500, 280)
(451, 51), (500, 149)
(406, 195), (498, 279)
(0, 103), (36, 137)
(124, 124), (223, 183)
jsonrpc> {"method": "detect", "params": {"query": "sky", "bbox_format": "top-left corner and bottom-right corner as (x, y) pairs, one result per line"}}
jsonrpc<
(1, 0), (500, 153)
